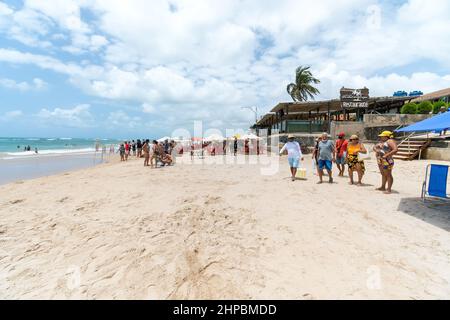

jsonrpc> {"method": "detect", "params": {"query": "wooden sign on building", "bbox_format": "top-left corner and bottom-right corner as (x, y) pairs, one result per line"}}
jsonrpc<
(340, 87), (370, 109)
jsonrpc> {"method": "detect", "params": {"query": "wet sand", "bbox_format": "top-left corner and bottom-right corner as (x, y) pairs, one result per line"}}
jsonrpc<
(0, 152), (109, 185)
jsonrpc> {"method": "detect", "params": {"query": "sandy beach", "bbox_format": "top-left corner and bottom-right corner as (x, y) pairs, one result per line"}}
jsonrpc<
(0, 154), (449, 300)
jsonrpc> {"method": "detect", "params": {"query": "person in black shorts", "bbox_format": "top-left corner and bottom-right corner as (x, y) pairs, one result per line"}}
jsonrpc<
(132, 140), (136, 156)
(136, 139), (142, 158)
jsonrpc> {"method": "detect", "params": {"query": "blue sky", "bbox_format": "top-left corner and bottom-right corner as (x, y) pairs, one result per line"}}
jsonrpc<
(0, 0), (449, 138)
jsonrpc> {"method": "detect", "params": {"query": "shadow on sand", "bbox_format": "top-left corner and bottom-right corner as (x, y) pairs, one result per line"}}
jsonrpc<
(398, 197), (450, 232)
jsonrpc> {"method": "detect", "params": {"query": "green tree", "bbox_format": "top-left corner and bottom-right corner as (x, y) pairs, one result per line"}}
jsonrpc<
(433, 101), (448, 114)
(401, 103), (417, 114)
(287, 66), (321, 102)
(416, 101), (433, 114)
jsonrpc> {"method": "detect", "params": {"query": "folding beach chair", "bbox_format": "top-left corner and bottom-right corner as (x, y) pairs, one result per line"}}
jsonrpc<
(421, 164), (450, 202)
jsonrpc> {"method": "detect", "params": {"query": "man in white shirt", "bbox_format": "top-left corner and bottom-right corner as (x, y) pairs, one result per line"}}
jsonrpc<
(280, 134), (304, 181)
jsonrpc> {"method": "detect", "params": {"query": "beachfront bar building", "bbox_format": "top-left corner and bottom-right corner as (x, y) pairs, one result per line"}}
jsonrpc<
(255, 96), (413, 135)
(253, 87), (450, 160)
(254, 87), (450, 136)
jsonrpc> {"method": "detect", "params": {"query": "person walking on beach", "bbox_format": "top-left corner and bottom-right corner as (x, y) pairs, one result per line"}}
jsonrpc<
(373, 131), (398, 194)
(335, 133), (348, 177)
(132, 140), (136, 156)
(136, 139), (142, 158)
(312, 136), (322, 175)
(190, 142), (195, 160)
(142, 140), (150, 167)
(280, 135), (304, 182)
(125, 141), (130, 161)
(346, 135), (367, 186)
(233, 137), (238, 156)
(119, 143), (126, 161)
(151, 140), (161, 168)
(164, 139), (170, 155)
(223, 139), (227, 155)
(316, 133), (336, 184)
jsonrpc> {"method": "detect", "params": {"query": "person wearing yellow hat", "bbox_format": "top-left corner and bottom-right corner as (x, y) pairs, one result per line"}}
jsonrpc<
(373, 131), (398, 194)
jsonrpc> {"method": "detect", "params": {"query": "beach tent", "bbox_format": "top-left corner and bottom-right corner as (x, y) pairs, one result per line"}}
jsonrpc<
(157, 136), (171, 142)
(171, 137), (189, 142)
(396, 112), (450, 133)
(203, 134), (226, 142)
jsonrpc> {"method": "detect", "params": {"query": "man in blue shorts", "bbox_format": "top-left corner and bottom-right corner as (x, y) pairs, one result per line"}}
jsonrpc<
(317, 132), (336, 184)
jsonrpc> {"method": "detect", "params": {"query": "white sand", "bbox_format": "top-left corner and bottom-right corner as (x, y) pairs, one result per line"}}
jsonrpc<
(0, 154), (449, 299)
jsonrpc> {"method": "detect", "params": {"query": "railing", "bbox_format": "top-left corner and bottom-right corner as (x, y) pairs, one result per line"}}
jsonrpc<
(397, 132), (417, 157)
(397, 132), (432, 160)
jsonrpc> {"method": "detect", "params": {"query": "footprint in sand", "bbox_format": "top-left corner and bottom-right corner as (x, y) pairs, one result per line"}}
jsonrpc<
(204, 196), (222, 205)
(302, 293), (316, 300)
(10, 199), (25, 205)
(58, 197), (70, 203)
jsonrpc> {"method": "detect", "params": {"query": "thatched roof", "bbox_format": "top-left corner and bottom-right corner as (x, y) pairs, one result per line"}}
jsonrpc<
(270, 100), (342, 114)
(255, 96), (413, 127)
(412, 88), (450, 103)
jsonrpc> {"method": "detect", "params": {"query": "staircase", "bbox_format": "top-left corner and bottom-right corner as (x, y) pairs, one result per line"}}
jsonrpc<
(394, 133), (432, 161)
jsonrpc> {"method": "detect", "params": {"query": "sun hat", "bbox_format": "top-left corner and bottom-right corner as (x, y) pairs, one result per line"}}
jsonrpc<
(378, 131), (393, 138)
(287, 134), (295, 139)
(349, 134), (359, 140)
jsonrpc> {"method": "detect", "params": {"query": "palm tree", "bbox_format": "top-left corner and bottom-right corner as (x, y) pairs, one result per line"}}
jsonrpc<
(287, 66), (321, 102)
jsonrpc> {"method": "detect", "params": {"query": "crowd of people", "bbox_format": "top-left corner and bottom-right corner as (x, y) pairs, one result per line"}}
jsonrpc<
(116, 139), (175, 168)
(190, 137), (261, 158)
(116, 132), (399, 194)
(280, 131), (399, 194)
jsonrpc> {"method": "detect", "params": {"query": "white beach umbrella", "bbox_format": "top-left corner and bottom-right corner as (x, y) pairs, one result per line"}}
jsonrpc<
(171, 136), (185, 142)
(157, 136), (171, 142)
(241, 133), (262, 140)
(203, 134), (226, 142)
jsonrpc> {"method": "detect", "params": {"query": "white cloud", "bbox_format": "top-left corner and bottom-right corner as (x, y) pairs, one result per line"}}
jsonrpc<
(2, 110), (24, 119)
(37, 104), (94, 128)
(316, 64), (450, 100)
(106, 110), (142, 129)
(0, 0), (450, 133)
(0, 77), (47, 91)
(142, 103), (156, 114)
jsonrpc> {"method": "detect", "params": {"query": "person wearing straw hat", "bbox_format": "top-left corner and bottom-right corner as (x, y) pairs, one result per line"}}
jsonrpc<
(280, 134), (304, 181)
(373, 131), (398, 194)
(346, 135), (367, 186)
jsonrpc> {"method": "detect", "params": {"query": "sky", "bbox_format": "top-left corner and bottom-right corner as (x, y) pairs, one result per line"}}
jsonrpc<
(0, 0), (449, 139)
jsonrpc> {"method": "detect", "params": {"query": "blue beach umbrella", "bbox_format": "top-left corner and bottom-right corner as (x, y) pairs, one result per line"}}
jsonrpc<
(396, 112), (450, 133)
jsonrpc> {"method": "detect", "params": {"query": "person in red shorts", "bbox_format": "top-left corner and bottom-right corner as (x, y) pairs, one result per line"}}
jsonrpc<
(335, 132), (348, 177)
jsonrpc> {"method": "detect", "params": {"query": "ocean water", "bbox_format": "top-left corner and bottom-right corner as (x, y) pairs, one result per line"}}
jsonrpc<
(0, 137), (121, 159)
(0, 137), (124, 185)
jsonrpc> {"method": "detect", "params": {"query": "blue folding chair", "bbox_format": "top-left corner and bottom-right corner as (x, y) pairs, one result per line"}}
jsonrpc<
(421, 164), (450, 201)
